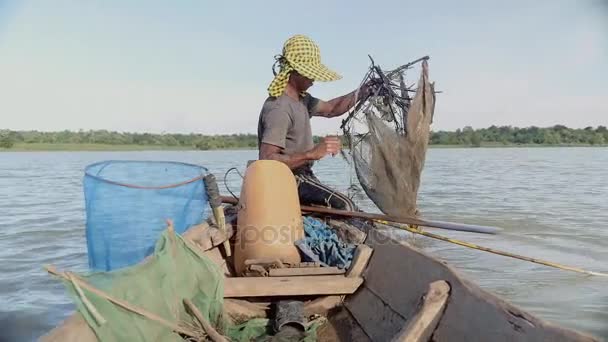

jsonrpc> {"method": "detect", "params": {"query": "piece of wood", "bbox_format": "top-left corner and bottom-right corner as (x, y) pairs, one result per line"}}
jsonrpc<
(212, 206), (232, 257)
(244, 258), (285, 268)
(304, 295), (344, 316)
(204, 247), (233, 277)
(293, 261), (321, 268)
(67, 272), (106, 326)
(224, 275), (363, 297)
(346, 245), (373, 278)
(269, 267), (345, 277)
(305, 244), (372, 314)
(183, 299), (228, 342)
(224, 299), (269, 323)
(182, 219), (234, 252)
(244, 264), (268, 277)
(391, 280), (450, 342)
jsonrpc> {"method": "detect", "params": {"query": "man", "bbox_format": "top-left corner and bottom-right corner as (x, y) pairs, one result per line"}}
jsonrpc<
(257, 34), (371, 211)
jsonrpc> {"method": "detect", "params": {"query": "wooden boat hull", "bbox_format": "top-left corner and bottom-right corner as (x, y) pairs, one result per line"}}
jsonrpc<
(323, 227), (598, 341)
(40, 218), (600, 342)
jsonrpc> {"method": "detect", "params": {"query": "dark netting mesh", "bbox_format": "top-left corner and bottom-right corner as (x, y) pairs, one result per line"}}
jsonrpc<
(342, 57), (436, 218)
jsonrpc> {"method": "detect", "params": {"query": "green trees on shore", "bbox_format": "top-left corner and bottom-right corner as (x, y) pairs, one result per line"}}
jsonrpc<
(0, 130), (16, 148)
(0, 130), (259, 150)
(430, 125), (607, 146)
(1, 125), (607, 149)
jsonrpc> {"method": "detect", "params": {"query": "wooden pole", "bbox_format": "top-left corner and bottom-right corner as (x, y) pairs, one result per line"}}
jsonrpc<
(183, 299), (228, 342)
(391, 280), (450, 342)
(220, 195), (500, 234)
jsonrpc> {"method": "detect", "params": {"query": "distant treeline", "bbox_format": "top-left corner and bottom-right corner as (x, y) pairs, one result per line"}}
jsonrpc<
(0, 130), (258, 149)
(1, 125), (607, 149)
(430, 125), (608, 146)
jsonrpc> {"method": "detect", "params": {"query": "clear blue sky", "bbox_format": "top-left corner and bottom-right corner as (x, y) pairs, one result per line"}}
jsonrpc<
(0, 0), (606, 134)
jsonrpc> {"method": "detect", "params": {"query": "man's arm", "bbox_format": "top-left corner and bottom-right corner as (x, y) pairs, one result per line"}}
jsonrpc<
(259, 136), (341, 170)
(314, 84), (371, 118)
(259, 143), (314, 170)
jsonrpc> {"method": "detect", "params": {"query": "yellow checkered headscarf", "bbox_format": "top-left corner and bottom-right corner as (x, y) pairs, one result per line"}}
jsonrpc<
(268, 35), (342, 97)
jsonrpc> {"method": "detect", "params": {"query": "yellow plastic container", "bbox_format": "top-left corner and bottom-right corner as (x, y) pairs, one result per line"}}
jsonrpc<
(233, 160), (304, 275)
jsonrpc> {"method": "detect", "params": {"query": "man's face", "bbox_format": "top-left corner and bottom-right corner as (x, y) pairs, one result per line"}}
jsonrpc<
(290, 72), (314, 92)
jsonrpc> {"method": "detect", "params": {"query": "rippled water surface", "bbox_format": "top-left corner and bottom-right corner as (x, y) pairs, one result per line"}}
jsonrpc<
(0, 148), (606, 341)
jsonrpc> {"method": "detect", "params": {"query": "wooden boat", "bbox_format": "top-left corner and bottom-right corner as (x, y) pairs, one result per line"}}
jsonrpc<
(41, 204), (600, 342)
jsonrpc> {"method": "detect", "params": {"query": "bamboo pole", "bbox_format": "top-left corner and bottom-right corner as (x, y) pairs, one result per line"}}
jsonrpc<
(183, 299), (228, 342)
(381, 221), (608, 277)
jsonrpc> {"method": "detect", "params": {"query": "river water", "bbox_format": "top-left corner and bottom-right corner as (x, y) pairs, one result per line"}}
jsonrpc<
(0, 148), (606, 341)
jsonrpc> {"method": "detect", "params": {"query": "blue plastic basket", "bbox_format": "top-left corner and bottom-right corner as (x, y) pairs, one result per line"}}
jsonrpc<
(83, 160), (210, 271)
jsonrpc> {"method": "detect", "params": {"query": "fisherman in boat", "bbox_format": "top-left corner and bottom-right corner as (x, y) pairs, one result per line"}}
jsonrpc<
(257, 34), (372, 211)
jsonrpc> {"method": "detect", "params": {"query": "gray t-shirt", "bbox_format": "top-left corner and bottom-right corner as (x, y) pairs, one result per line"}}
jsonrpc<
(257, 93), (320, 175)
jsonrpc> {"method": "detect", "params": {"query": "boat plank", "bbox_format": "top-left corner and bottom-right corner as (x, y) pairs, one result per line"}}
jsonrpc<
(224, 275), (363, 297)
(346, 244), (373, 278)
(39, 314), (97, 342)
(344, 285), (406, 341)
(269, 267), (345, 277)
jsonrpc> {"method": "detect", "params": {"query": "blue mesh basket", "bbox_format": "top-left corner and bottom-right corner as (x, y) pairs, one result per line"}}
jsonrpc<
(83, 160), (210, 271)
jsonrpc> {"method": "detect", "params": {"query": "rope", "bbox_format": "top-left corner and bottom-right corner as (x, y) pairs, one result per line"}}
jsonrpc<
(87, 174), (205, 190)
(223, 167), (244, 200)
(85, 160), (207, 190)
(377, 220), (608, 277)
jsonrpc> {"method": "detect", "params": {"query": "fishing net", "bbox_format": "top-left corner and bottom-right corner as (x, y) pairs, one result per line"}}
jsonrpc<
(84, 160), (210, 271)
(341, 57), (436, 218)
(52, 227), (325, 342)
(56, 227), (224, 341)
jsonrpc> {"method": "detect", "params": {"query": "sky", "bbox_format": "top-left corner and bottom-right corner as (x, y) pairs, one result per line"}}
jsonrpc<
(0, 0), (606, 135)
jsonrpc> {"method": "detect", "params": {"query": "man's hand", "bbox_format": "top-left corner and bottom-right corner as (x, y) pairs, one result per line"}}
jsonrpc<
(308, 136), (341, 160)
(358, 81), (374, 99)
(258, 137), (341, 171)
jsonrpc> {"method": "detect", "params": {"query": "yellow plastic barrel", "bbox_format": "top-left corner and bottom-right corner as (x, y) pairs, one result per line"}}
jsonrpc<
(233, 160), (304, 275)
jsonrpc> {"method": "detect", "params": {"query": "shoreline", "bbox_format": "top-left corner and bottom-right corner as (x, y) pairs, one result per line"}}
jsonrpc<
(1, 142), (607, 152)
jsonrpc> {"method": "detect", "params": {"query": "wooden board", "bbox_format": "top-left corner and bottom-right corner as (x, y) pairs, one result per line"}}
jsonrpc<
(346, 244), (373, 278)
(305, 242), (373, 315)
(269, 267), (345, 277)
(391, 280), (450, 342)
(223, 299), (269, 324)
(224, 275), (363, 297)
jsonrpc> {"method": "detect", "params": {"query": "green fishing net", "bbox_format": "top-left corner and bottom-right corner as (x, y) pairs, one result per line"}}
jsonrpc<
(53, 228), (322, 341)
